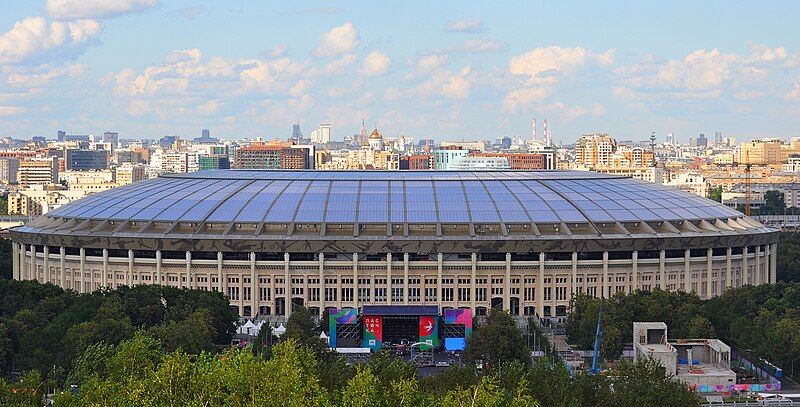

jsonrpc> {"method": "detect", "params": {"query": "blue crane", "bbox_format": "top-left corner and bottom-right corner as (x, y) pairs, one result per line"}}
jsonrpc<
(589, 302), (603, 375)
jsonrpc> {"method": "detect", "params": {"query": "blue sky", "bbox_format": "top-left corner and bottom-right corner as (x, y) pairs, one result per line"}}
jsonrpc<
(1, 0), (799, 143)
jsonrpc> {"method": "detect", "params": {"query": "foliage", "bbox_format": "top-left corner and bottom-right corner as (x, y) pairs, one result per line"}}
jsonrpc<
(0, 279), (237, 385)
(0, 239), (11, 280)
(463, 309), (529, 368)
(28, 334), (695, 406)
(778, 233), (800, 282)
(763, 190), (785, 215)
(282, 305), (326, 353)
(567, 283), (800, 378)
(709, 186), (723, 203)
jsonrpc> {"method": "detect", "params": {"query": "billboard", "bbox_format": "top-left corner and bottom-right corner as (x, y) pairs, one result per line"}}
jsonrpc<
(418, 315), (439, 350)
(328, 308), (357, 348)
(363, 316), (383, 350)
(444, 308), (473, 351)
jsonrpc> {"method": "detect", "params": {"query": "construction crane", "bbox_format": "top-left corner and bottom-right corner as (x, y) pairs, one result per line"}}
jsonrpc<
(589, 302), (603, 375)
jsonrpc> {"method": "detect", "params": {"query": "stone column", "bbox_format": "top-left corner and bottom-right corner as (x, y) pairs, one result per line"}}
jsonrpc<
(285, 252), (292, 317)
(504, 253), (511, 312)
(683, 249), (691, 292)
(186, 251), (193, 290)
(471, 253), (477, 310)
(725, 247), (732, 289)
(706, 248), (713, 299)
(250, 252), (257, 317)
(216, 251), (223, 292)
(12, 241), (19, 280)
(404, 253), (410, 304)
(79, 248), (86, 293)
(386, 253), (393, 305)
(319, 253), (325, 311)
(127, 249), (133, 286)
(43, 246), (50, 284)
(659, 250), (666, 290)
(632, 251), (639, 291)
(31, 245), (37, 282)
(155, 250), (162, 285)
(436, 253), (443, 305)
(537, 252), (545, 317)
(19, 243), (26, 280)
(102, 249), (108, 288)
(602, 251), (609, 298)
(742, 246), (749, 285)
(571, 252), (578, 299)
(755, 245), (761, 285)
(352, 253), (358, 309)
(60, 247), (66, 287)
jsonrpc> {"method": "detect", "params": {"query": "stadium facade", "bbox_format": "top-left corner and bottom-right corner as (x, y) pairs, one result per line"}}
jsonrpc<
(10, 170), (779, 318)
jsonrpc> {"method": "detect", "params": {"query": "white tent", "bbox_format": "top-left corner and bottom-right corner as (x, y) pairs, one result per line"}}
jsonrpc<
(319, 331), (329, 345)
(272, 323), (286, 338)
(241, 320), (257, 336)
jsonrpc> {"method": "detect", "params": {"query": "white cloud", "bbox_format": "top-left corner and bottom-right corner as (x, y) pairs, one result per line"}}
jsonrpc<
(358, 51), (391, 77)
(313, 22), (359, 58)
(195, 99), (221, 115)
(502, 87), (552, 112)
(445, 18), (484, 33)
(164, 48), (202, 64)
(0, 17), (102, 64)
(306, 54), (355, 77)
(268, 44), (289, 58)
(508, 46), (615, 79)
(614, 45), (799, 102)
(416, 54), (448, 75)
(457, 38), (506, 53)
(46, 0), (159, 20)
(0, 105), (26, 116)
(385, 66), (475, 101)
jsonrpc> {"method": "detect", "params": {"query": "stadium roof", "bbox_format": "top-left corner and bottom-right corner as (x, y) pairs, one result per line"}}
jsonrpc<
(45, 170), (744, 226)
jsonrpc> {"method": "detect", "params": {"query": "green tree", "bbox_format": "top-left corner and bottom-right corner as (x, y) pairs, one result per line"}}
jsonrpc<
(764, 190), (785, 215)
(688, 315), (716, 338)
(283, 305), (325, 352)
(709, 186), (723, 203)
(609, 357), (701, 407)
(463, 309), (529, 368)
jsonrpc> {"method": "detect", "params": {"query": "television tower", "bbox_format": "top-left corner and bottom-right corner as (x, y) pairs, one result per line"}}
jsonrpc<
(531, 118), (537, 142)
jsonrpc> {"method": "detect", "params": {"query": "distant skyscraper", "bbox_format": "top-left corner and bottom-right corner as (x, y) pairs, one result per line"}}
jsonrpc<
(666, 132), (675, 145)
(311, 123), (332, 144)
(531, 118), (537, 142)
(292, 122), (303, 141)
(202, 129), (210, 139)
(697, 133), (708, 148)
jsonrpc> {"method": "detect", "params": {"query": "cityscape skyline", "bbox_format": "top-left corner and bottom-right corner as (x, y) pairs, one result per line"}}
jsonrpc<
(1, 1), (800, 142)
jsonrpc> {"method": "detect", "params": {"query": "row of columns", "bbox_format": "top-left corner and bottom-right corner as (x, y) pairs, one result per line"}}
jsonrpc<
(13, 242), (780, 318)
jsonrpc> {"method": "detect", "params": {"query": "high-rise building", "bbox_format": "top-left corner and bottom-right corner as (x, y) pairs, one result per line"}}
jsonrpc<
(102, 131), (119, 148)
(697, 133), (708, 148)
(198, 155), (231, 170)
(234, 141), (310, 169)
(666, 133), (675, 145)
(0, 157), (20, 184)
(115, 164), (147, 185)
(57, 130), (90, 143)
(17, 157), (59, 186)
(575, 134), (617, 168)
(310, 124), (331, 144)
(65, 149), (109, 170)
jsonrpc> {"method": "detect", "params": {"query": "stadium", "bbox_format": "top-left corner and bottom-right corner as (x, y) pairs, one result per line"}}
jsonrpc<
(10, 170), (779, 323)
